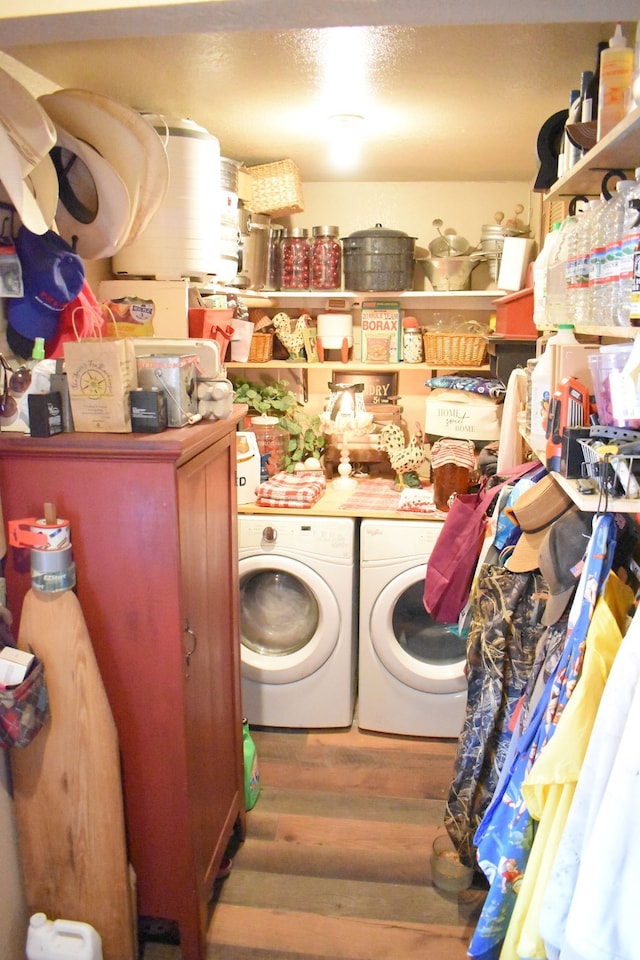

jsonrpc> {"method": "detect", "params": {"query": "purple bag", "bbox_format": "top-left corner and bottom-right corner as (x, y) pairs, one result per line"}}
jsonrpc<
(424, 463), (538, 623)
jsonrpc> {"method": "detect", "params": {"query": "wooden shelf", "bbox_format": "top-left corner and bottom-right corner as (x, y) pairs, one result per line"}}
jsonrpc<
(226, 360), (491, 373)
(220, 289), (503, 311)
(544, 104), (640, 202)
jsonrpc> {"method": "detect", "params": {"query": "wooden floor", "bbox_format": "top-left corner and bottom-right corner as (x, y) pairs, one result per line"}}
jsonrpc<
(142, 716), (485, 960)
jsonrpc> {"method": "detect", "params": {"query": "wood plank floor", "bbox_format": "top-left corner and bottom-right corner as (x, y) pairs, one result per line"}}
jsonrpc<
(142, 717), (485, 960)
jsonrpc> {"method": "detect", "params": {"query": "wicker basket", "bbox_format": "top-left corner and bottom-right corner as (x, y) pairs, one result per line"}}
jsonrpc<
(247, 332), (274, 363)
(423, 330), (487, 367)
(246, 159), (304, 217)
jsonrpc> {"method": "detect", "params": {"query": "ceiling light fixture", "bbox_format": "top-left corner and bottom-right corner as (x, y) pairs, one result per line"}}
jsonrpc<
(328, 113), (365, 170)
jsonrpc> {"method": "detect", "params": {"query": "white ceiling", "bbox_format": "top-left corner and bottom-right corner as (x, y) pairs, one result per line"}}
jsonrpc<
(1, 2), (638, 185)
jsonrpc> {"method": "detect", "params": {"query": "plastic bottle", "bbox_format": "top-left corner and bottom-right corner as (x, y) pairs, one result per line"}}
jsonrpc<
(242, 717), (260, 810)
(601, 178), (636, 325)
(584, 41), (608, 125)
(573, 199), (602, 326)
(546, 214), (578, 326)
(588, 197), (610, 323)
(532, 222), (561, 328)
(597, 22), (634, 141)
(614, 168), (640, 325)
(26, 912), (102, 960)
(547, 322), (593, 397)
(632, 21), (640, 109)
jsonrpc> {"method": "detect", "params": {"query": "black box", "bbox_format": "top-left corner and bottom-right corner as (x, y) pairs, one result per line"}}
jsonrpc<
(28, 391), (63, 437)
(129, 388), (168, 433)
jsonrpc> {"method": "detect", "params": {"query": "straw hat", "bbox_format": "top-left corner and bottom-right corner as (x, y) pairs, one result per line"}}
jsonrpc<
(39, 88), (169, 249)
(504, 474), (574, 573)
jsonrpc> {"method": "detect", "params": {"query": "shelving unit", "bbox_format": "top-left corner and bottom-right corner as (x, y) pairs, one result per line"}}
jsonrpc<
(544, 104), (640, 203)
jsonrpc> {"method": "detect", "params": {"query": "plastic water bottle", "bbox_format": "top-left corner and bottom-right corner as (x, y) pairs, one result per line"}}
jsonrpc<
(573, 199), (602, 327)
(26, 912), (103, 960)
(533, 223), (561, 328)
(588, 197), (610, 324)
(615, 168), (640, 326)
(603, 179), (636, 325)
(546, 214), (578, 326)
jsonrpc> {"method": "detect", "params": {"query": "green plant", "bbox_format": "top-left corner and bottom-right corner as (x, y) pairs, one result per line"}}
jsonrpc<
(231, 377), (301, 418)
(281, 410), (327, 472)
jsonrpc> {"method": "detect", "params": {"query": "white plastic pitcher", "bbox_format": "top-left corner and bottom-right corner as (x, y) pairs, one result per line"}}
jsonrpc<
(26, 912), (103, 960)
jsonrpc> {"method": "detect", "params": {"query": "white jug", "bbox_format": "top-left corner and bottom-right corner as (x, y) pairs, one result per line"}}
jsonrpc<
(26, 912), (102, 960)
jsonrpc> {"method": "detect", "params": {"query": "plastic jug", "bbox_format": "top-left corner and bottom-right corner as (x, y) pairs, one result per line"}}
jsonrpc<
(26, 912), (103, 960)
(242, 717), (261, 810)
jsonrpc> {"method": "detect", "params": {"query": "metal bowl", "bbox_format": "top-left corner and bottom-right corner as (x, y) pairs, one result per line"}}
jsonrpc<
(417, 255), (479, 292)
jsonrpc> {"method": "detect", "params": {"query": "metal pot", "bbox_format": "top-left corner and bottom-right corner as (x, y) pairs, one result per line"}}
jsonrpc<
(417, 255), (480, 292)
(235, 210), (271, 290)
(342, 223), (416, 291)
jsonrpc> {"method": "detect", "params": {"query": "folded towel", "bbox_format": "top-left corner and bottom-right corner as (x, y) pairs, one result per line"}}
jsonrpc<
(255, 471), (326, 507)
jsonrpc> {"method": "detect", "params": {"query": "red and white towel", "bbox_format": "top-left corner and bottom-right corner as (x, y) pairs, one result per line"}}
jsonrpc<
(256, 471), (327, 508)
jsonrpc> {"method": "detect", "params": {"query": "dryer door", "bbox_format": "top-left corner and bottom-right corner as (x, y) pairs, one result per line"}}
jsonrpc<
(369, 563), (467, 694)
(239, 554), (341, 684)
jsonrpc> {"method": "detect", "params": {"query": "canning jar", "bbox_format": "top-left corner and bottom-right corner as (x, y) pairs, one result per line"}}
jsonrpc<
(279, 228), (310, 290)
(251, 415), (289, 479)
(402, 317), (424, 362)
(311, 225), (342, 290)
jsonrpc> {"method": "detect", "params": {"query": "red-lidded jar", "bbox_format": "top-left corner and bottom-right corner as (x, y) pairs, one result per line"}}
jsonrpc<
(311, 225), (342, 290)
(430, 439), (476, 512)
(279, 228), (310, 290)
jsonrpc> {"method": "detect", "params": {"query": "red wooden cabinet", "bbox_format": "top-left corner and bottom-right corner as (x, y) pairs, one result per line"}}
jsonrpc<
(0, 411), (246, 960)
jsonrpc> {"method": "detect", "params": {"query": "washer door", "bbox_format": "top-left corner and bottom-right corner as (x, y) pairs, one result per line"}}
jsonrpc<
(239, 554), (341, 684)
(369, 563), (467, 694)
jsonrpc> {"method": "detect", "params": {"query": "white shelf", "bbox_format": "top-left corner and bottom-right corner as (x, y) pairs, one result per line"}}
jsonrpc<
(520, 429), (640, 513)
(223, 289), (503, 311)
(226, 360), (491, 372)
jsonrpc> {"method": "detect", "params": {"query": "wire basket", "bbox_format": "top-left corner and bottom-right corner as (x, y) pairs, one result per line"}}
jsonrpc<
(245, 159), (304, 217)
(247, 332), (274, 363)
(578, 436), (640, 499)
(423, 330), (487, 367)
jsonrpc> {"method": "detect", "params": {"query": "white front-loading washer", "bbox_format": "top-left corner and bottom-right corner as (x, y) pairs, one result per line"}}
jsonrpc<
(358, 518), (467, 738)
(238, 514), (357, 728)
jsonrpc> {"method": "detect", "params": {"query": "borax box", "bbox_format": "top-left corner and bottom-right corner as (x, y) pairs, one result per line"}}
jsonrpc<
(360, 300), (402, 363)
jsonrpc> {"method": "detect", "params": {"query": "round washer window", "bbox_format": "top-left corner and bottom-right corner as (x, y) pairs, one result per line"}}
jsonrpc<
(240, 568), (320, 656)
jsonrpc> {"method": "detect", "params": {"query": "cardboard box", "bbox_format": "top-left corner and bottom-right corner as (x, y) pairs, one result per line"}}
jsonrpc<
(360, 300), (401, 363)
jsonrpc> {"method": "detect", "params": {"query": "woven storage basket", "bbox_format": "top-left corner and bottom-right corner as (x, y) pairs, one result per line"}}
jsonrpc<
(247, 332), (274, 363)
(423, 330), (487, 367)
(246, 159), (304, 217)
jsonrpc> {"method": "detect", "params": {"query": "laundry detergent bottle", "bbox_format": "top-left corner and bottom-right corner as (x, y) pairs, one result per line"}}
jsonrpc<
(26, 912), (102, 960)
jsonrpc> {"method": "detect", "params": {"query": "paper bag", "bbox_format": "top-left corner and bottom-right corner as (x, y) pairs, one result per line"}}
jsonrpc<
(63, 337), (138, 432)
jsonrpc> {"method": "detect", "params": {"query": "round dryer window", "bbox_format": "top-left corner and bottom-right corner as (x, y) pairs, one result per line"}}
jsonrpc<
(239, 554), (341, 684)
(369, 564), (467, 694)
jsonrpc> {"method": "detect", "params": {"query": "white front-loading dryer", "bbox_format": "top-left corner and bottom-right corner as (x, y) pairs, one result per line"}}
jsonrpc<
(238, 514), (357, 728)
(358, 518), (467, 737)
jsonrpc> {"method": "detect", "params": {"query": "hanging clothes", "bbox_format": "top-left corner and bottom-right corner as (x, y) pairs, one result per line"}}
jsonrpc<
(539, 600), (640, 960)
(444, 563), (547, 867)
(501, 571), (634, 960)
(468, 513), (615, 960)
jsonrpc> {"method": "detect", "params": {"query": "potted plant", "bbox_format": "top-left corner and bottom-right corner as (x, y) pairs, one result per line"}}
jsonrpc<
(282, 410), (327, 473)
(232, 376), (301, 422)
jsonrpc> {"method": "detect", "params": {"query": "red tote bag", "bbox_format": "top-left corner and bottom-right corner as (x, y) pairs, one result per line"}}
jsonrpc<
(424, 463), (539, 623)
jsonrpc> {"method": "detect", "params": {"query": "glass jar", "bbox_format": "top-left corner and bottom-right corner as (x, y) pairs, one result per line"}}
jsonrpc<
(250, 415), (289, 479)
(402, 325), (424, 363)
(279, 228), (310, 290)
(310, 225), (342, 290)
(264, 224), (284, 291)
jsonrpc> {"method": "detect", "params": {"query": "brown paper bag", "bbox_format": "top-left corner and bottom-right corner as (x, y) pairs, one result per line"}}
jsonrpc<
(63, 337), (138, 432)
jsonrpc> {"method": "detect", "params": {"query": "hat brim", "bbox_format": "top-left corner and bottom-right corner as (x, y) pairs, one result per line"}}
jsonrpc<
(0, 66), (56, 177)
(0, 123), (51, 235)
(49, 121), (132, 260)
(39, 89), (169, 248)
(541, 585), (576, 626)
(505, 527), (550, 573)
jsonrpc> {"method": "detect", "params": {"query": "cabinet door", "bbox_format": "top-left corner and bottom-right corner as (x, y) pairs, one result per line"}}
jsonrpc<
(178, 433), (243, 917)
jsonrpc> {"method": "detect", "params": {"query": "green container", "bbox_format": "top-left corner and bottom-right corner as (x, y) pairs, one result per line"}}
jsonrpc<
(242, 718), (260, 811)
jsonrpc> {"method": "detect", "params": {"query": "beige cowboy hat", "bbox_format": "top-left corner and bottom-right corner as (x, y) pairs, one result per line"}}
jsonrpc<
(39, 87), (169, 249)
(45, 119), (132, 260)
(0, 66), (58, 234)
